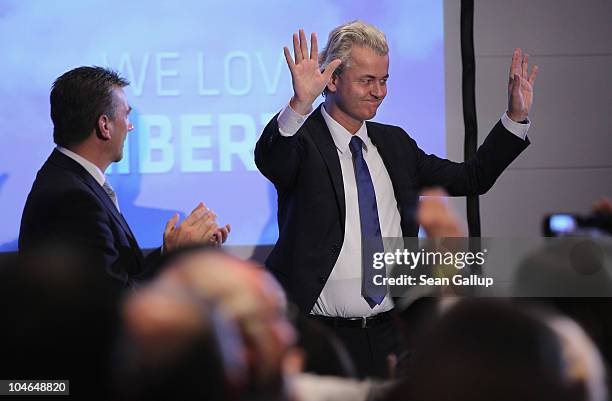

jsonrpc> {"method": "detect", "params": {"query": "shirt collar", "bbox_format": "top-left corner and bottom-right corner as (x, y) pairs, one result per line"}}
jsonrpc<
(56, 146), (106, 187)
(321, 104), (370, 155)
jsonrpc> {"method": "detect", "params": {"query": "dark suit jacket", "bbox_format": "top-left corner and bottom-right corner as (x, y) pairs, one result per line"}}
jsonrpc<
(255, 105), (529, 312)
(19, 149), (160, 288)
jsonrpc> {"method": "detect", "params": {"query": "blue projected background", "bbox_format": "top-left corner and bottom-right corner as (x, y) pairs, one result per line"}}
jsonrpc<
(0, 0), (445, 250)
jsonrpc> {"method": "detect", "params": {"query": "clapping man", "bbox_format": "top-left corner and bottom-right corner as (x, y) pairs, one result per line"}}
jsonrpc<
(19, 67), (230, 288)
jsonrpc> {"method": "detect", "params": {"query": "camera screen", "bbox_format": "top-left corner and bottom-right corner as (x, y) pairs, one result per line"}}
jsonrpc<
(550, 214), (577, 234)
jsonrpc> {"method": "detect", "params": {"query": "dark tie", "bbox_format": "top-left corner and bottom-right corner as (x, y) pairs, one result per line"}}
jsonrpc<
(349, 136), (386, 307)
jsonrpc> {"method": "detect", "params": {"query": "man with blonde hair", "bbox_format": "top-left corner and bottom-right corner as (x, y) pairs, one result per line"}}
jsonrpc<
(255, 21), (537, 377)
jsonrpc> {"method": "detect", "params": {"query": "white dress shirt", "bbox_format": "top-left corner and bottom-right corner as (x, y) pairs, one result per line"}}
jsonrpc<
(57, 146), (106, 186)
(56, 146), (122, 210)
(277, 103), (529, 317)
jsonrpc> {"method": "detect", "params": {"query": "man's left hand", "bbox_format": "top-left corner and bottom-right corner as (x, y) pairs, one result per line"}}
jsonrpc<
(507, 48), (539, 123)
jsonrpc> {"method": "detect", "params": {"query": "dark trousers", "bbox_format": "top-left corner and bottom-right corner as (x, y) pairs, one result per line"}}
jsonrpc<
(308, 316), (402, 379)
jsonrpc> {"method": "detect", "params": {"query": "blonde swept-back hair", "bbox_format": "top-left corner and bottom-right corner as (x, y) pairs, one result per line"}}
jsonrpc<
(319, 20), (389, 79)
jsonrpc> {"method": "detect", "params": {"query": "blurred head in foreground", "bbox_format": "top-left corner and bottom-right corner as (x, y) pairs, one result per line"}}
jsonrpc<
(0, 243), (121, 399)
(132, 246), (296, 400)
(387, 299), (606, 401)
(117, 282), (244, 401)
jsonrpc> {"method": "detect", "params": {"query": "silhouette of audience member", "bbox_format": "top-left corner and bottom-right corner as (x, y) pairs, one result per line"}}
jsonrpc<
(294, 315), (357, 378)
(0, 243), (121, 399)
(385, 299), (606, 401)
(115, 282), (246, 401)
(154, 247), (296, 401)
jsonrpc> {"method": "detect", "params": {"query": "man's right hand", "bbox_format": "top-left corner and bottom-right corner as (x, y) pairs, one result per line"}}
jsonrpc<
(283, 29), (342, 115)
(163, 202), (219, 253)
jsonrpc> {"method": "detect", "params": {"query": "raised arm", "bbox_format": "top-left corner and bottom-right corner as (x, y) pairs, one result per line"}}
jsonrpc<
(255, 29), (341, 189)
(414, 48), (538, 194)
(507, 48), (539, 123)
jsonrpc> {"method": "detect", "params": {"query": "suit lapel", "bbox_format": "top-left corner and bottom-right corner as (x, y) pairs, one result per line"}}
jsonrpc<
(306, 107), (346, 230)
(367, 125), (397, 185)
(49, 150), (142, 253)
(367, 124), (402, 209)
(367, 124), (419, 236)
(87, 180), (143, 255)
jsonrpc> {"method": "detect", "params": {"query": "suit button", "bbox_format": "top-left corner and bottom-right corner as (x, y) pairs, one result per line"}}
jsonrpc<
(318, 275), (327, 284)
(331, 244), (340, 253)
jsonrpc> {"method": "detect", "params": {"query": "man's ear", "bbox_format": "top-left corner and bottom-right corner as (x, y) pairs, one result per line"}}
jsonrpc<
(96, 114), (112, 141)
(326, 73), (338, 94)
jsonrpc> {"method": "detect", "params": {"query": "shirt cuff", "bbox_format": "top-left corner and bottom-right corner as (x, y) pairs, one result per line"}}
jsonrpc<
(277, 103), (312, 137)
(501, 111), (530, 140)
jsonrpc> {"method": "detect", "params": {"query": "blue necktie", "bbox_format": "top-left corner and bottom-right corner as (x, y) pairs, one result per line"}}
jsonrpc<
(349, 136), (386, 307)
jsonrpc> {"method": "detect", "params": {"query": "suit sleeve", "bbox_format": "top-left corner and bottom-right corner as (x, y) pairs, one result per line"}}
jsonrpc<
(410, 120), (530, 195)
(254, 113), (304, 190)
(137, 247), (163, 281)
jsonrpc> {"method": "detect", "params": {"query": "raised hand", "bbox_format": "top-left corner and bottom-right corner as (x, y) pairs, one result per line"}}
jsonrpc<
(417, 189), (465, 237)
(283, 29), (342, 115)
(507, 48), (539, 122)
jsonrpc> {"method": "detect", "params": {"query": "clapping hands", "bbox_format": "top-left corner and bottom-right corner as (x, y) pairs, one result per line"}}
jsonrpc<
(163, 202), (231, 252)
